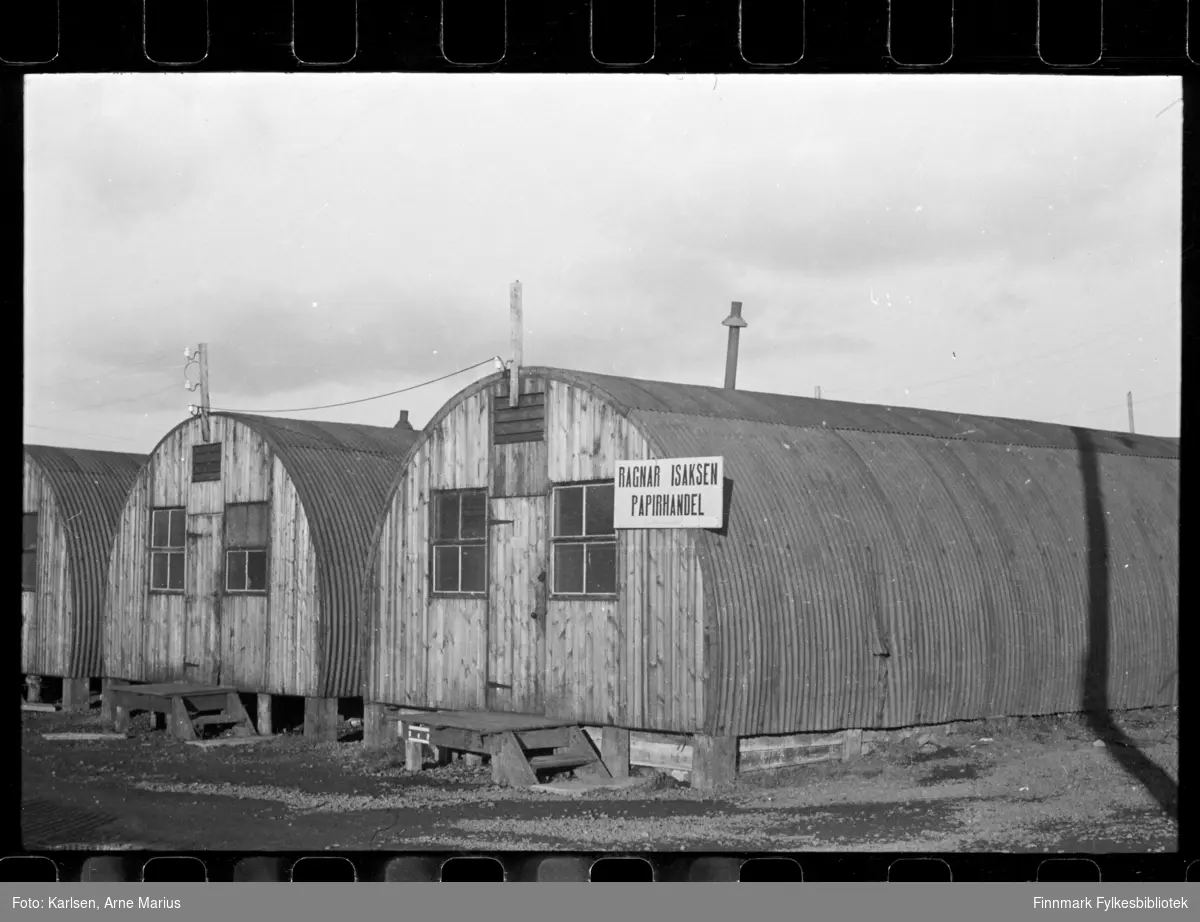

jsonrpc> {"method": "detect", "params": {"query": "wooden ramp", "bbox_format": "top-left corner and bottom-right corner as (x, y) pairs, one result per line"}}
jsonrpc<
(386, 708), (611, 788)
(108, 683), (256, 741)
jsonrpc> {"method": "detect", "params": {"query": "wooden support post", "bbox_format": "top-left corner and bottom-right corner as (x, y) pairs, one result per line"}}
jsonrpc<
(226, 692), (255, 737)
(113, 701), (130, 733)
(464, 753), (484, 768)
(362, 703), (387, 749)
(496, 731), (538, 787)
(169, 697), (198, 741)
(489, 737), (503, 784)
(100, 679), (118, 723)
(256, 694), (273, 736)
(25, 675), (42, 704)
(399, 721), (424, 771)
(600, 727), (631, 779)
(842, 728), (863, 761)
(509, 280), (523, 408)
(303, 696), (338, 742)
(691, 735), (737, 791)
(61, 678), (90, 713)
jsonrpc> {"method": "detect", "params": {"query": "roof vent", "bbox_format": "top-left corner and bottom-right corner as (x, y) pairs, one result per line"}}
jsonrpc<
(395, 410), (412, 430)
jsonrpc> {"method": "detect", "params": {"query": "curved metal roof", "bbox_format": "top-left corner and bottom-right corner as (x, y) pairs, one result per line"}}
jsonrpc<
(217, 414), (420, 697)
(23, 445), (146, 677)
(538, 369), (1180, 735)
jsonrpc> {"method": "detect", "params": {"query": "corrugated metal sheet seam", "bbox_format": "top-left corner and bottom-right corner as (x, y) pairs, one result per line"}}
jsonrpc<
(23, 445), (146, 677)
(221, 414), (420, 698)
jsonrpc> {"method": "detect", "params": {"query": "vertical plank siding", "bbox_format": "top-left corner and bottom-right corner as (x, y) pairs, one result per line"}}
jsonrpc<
(104, 414), (413, 698)
(366, 374), (708, 733)
(23, 447), (145, 680)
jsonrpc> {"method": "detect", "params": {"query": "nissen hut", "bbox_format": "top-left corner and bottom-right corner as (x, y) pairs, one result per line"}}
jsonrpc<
(104, 411), (419, 739)
(363, 367), (1178, 788)
(22, 445), (146, 710)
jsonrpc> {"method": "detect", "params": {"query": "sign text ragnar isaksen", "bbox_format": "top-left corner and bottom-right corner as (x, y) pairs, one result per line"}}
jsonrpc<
(619, 460), (721, 518)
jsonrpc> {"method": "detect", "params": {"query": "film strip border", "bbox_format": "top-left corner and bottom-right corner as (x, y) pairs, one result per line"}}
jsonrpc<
(0, 1), (1198, 72)
(2, 853), (1198, 882)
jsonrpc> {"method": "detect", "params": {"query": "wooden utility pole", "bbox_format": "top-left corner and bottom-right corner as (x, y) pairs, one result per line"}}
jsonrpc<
(198, 342), (211, 441)
(721, 301), (747, 390)
(1127, 390), (1135, 435)
(815, 386), (822, 399)
(509, 281), (523, 408)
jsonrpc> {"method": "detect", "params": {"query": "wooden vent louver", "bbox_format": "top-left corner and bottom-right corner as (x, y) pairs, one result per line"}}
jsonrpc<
(192, 443), (222, 482)
(493, 392), (546, 444)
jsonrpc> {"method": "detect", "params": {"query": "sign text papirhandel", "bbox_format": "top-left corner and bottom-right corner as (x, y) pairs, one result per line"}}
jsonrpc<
(614, 456), (725, 529)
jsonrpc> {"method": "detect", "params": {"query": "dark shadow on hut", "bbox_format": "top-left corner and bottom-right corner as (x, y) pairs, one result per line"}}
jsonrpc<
(705, 477), (736, 539)
(1071, 426), (1177, 818)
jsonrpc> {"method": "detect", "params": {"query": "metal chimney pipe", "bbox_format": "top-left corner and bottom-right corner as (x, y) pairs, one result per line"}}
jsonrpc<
(721, 301), (747, 390)
(395, 409), (411, 430)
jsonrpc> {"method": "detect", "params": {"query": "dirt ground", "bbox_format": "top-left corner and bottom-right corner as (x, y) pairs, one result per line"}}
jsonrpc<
(20, 704), (1178, 853)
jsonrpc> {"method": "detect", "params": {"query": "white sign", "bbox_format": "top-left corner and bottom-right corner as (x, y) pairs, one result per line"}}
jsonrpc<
(614, 457), (725, 530)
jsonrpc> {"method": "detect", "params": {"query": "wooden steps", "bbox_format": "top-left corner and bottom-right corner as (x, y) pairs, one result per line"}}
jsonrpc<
(384, 708), (614, 788)
(108, 683), (257, 741)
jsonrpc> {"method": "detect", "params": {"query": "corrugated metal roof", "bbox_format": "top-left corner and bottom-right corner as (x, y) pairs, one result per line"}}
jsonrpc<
(218, 414), (420, 698)
(23, 445), (146, 677)
(531, 368), (1180, 736)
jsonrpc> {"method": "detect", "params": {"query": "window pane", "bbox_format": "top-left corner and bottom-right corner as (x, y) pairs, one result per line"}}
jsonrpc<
(554, 487), (585, 537)
(585, 484), (615, 536)
(169, 510), (185, 548)
(22, 513), (38, 550)
(225, 504), (247, 546)
(433, 545), (460, 592)
(152, 510), (169, 548)
(246, 550), (268, 591)
(168, 551), (184, 591)
(21, 551), (36, 589)
(226, 550), (246, 591)
(461, 544), (486, 593)
(434, 494), (460, 541)
(246, 503), (270, 547)
(585, 542), (617, 595)
(554, 543), (585, 594)
(151, 551), (169, 589)
(460, 492), (487, 540)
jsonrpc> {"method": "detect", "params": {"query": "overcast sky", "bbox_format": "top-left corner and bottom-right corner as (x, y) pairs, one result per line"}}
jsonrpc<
(23, 74), (1181, 453)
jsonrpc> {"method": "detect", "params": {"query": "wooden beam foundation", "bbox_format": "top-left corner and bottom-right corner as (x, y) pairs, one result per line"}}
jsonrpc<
(100, 679), (118, 723)
(256, 694), (273, 736)
(362, 702), (388, 749)
(600, 727), (631, 779)
(303, 696), (338, 742)
(61, 677), (90, 712)
(691, 734), (737, 791)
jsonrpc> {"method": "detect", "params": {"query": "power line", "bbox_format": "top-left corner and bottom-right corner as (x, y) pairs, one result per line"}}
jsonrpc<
(38, 382), (181, 414)
(22, 423), (145, 445)
(835, 314), (1177, 401)
(25, 357), (178, 391)
(209, 357), (498, 415)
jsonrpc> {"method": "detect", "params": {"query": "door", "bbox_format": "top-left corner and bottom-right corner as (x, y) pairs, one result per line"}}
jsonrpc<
(487, 496), (547, 713)
(184, 512), (223, 685)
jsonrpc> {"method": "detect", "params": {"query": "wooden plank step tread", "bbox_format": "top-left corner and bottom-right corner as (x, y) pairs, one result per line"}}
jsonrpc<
(192, 715), (245, 727)
(527, 754), (596, 771)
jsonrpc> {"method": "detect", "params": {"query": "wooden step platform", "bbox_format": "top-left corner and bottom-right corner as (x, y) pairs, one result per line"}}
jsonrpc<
(384, 708), (611, 788)
(107, 683), (257, 741)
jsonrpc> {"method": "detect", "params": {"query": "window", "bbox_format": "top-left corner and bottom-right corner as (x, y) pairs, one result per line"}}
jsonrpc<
(225, 502), (269, 593)
(192, 443), (221, 483)
(21, 513), (37, 590)
(551, 482), (616, 596)
(150, 507), (185, 592)
(431, 490), (487, 594)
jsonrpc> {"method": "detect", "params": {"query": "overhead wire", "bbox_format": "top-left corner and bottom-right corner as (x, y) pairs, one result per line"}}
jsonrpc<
(208, 357), (499, 415)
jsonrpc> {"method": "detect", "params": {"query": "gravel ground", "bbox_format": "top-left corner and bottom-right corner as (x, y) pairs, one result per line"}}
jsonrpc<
(20, 705), (1177, 852)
